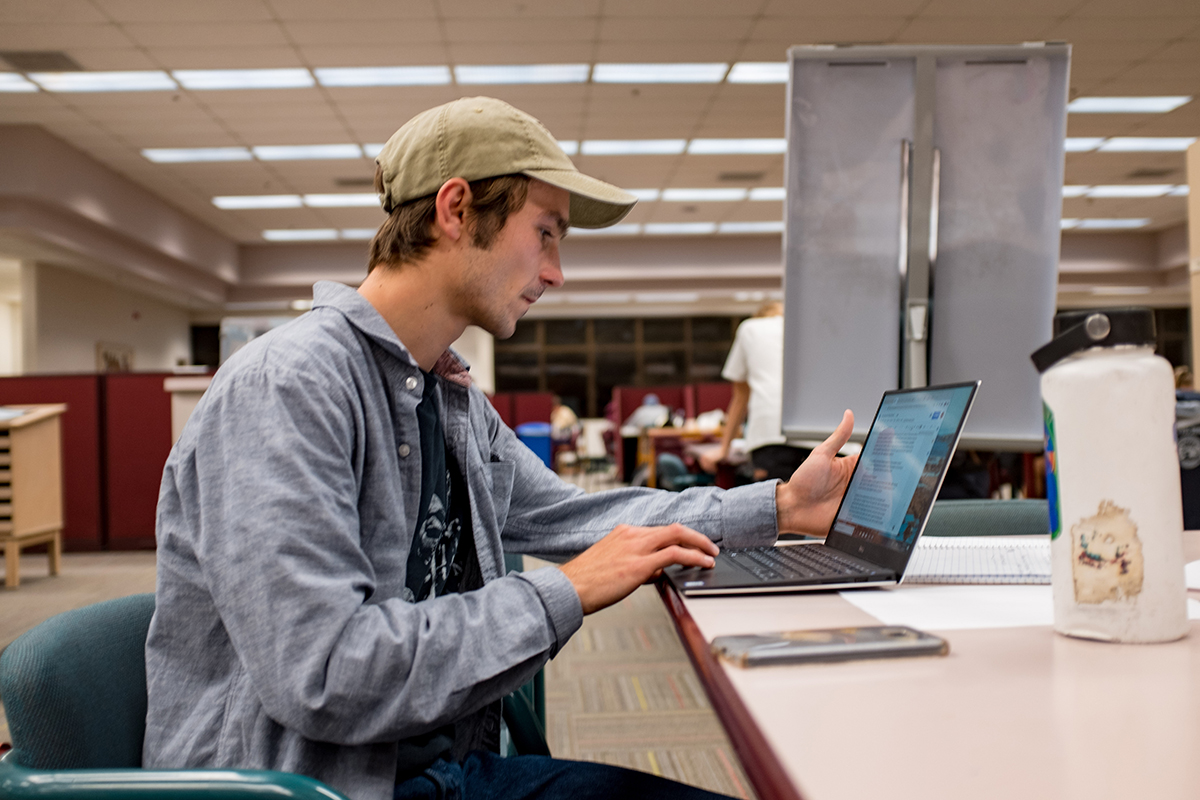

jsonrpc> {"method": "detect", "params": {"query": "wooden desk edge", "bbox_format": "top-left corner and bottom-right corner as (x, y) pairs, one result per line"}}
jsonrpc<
(0, 404), (67, 429)
(656, 579), (804, 800)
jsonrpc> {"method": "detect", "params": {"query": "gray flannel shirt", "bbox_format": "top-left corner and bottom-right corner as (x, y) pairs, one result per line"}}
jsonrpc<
(144, 281), (778, 800)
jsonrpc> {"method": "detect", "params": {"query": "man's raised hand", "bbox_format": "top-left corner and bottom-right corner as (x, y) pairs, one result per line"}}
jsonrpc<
(775, 409), (859, 537)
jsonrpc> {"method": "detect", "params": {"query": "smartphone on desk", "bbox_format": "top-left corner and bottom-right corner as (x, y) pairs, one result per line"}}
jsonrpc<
(712, 626), (948, 667)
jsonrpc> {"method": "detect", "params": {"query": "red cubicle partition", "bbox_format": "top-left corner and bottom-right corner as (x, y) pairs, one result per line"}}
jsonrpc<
(0, 375), (103, 550)
(103, 372), (173, 550)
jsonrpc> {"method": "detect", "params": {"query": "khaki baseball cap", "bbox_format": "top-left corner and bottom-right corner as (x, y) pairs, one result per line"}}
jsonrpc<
(375, 97), (637, 229)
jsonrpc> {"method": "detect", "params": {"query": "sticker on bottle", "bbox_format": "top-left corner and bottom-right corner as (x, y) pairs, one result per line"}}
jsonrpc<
(1071, 500), (1144, 604)
(1042, 402), (1062, 540)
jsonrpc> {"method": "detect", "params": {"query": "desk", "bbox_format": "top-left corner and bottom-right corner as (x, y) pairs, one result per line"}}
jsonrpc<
(659, 531), (1200, 800)
(639, 426), (722, 488)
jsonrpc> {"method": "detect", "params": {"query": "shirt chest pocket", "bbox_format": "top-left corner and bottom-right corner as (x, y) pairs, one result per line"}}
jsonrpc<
(484, 460), (515, 533)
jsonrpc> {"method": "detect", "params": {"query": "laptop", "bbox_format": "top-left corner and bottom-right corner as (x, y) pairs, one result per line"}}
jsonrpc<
(666, 381), (980, 595)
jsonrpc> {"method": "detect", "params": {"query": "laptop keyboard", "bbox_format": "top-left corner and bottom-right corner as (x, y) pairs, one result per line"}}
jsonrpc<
(726, 545), (889, 583)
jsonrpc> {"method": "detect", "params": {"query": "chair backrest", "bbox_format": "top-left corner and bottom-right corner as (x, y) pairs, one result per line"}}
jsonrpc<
(0, 593), (155, 770)
(922, 499), (1049, 537)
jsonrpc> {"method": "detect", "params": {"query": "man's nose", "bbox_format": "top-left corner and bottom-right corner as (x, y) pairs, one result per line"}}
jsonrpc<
(541, 255), (565, 289)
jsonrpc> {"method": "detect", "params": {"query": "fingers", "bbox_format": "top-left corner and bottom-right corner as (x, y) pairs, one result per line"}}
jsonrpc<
(651, 543), (716, 571)
(813, 409), (855, 457)
(647, 523), (719, 557)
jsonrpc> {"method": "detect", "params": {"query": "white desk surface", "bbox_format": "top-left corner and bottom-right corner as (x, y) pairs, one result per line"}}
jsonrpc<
(674, 531), (1200, 800)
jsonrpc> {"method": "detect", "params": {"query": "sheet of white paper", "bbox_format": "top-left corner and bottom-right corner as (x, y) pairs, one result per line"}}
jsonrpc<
(1186, 560), (1200, 590)
(841, 586), (1200, 631)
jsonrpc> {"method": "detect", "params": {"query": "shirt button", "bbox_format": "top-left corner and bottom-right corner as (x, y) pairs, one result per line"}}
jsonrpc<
(398, 443), (411, 458)
(405, 376), (419, 391)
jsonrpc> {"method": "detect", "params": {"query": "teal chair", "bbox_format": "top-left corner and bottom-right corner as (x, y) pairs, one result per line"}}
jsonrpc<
(1, 589), (550, 798)
(922, 499), (1050, 537)
(656, 453), (715, 493)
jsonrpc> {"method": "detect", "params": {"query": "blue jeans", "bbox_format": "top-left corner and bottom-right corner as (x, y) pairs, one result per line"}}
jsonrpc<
(394, 751), (737, 800)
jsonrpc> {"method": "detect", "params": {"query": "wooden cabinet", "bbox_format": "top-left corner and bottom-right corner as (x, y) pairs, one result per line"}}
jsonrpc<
(1, 404), (66, 588)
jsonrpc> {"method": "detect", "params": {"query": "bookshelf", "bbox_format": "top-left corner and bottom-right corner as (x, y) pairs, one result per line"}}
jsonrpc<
(0, 404), (66, 589)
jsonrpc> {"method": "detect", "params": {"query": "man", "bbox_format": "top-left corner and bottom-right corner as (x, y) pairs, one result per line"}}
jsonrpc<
(144, 97), (857, 800)
(699, 302), (815, 482)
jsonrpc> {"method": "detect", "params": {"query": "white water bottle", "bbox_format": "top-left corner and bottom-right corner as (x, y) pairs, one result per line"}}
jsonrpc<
(1032, 308), (1188, 643)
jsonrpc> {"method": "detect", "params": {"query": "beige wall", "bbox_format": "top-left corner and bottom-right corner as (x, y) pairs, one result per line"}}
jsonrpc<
(27, 262), (190, 373)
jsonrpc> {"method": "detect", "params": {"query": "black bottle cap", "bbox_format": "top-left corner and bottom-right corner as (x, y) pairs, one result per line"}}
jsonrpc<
(1031, 307), (1156, 374)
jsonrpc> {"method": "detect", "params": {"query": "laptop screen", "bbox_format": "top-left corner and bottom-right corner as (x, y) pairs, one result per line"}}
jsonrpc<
(825, 382), (979, 575)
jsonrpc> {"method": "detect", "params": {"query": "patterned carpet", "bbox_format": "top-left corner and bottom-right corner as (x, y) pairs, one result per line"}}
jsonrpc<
(550, 468), (755, 798)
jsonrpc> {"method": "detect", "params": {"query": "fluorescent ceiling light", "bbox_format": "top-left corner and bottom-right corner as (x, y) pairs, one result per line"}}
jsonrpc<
(644, 222), (717, 235)
(1061, 185), (1090, 198)
(302, 193), (380, 207)
(568, 224), (642, 236)
(263, 229), (339, 241)
(1074, 218), (1151, 230)
(635, 292), (700, 303)
(568, 293), (631, 303)
(626, 189), (660, 201)
(1168, 185), (1190, 196)
(340, 229), (378, 240)
(581, 139), (686, 155)
(557, 140), (578, 155)
(688, 138), (787, 154)
(662, 188), (747, 202)
(718, 221), (785, 234)
(142, 147), (252, 163)
(31, 70), (176, 92)
(363, 143), (386, 158)
(314, 66), (450, 86)
(1098, 137), (1197, 152)
(1086, 185), (1173, 198)
(0, 73), (38, 92)
(252, 144), (364, 160)
(455, 64), (589, 84)
(593, 63), (728, 83)
(173, 69), (313, 90)
(1064, 138), (1105, 152)
(727, 62), (788, 84)
(213, 195), (303, 209)
(749, 187), (786, 201)
(1068, 96), (1191, 113)
(1060, 219), (1080, 229)
(290, 299), (314, 311)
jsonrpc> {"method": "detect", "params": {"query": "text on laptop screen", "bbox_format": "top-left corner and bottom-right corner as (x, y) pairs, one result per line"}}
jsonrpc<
(831, 385), (976, 553)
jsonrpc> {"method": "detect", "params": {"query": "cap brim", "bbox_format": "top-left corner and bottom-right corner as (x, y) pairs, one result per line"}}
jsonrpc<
(523, 168), (638, 229)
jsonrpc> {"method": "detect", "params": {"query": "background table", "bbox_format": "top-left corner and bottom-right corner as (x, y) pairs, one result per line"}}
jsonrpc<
(660, 532), (1200, 800)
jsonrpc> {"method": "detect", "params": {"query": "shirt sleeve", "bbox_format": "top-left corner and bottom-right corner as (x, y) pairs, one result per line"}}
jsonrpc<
(721, 321), (751, 383)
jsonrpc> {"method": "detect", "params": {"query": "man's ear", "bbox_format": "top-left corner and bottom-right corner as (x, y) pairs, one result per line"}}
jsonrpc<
(434, 178), (472, 243)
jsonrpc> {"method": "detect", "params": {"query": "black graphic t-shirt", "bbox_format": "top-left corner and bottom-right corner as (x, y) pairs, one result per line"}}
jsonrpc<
(404, 371), (478, 603)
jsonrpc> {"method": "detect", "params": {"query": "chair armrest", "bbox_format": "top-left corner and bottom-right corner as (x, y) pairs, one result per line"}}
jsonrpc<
(0, 752), (349, 800)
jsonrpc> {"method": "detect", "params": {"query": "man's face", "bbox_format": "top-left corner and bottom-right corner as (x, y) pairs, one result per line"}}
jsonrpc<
(453, 179), (569, 338)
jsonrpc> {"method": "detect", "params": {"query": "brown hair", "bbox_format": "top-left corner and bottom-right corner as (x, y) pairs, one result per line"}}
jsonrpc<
(367, 168), (531, 272)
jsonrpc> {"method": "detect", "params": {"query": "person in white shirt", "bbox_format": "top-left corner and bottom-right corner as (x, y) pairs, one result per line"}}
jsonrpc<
(699, 302), (812, 481)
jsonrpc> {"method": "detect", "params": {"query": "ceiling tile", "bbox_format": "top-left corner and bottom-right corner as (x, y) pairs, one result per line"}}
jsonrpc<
(66, 47), (160, 70)
(148, 46), (305, 69)
(122, 22), (291, 48)
(919, 0), (1082, 16)
(604, 0), (765, 17)
(746, 16), (909, 44)
(92, 0), (276, 22)
(267, 0), (440, 20)
(444, 17), (598, 43)
(435, 0), (602, 17)
(1072, 0), (1200, 17)
(0, 23), (135, 48)
(0, 0), (108, 24)
(297, 44), (450, 66)
(592, 40), (740, 63)
(447, 42), (600, 64)
(1045, 17), (1192, 41)
(598, 16), (753, 41)
(760, 0), (926, 16)
(893, 17), (1058, 43)
(284, 19), (443, 46)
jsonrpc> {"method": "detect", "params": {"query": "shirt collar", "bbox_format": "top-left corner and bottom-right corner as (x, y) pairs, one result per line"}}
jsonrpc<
(311, 281), (472, 388)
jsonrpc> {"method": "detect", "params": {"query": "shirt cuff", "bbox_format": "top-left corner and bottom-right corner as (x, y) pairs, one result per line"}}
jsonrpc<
(719, 480), (780, 549)
(519, 566), (584, 656)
